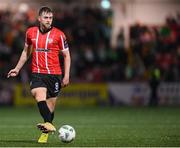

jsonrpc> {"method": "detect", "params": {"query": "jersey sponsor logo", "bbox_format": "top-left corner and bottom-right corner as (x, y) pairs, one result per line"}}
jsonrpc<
(36, 48), (50, 52)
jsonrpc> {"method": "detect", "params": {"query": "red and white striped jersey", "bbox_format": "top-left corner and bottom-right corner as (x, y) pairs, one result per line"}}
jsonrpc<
(25, 26), (69, 75)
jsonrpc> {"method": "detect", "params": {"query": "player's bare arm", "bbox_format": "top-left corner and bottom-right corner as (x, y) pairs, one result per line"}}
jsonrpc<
(61, 50), (71, 87)
(7, 45), (32, 78)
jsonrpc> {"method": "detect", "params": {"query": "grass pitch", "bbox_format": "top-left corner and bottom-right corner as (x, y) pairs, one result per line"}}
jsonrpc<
(0, 106), (180, 147)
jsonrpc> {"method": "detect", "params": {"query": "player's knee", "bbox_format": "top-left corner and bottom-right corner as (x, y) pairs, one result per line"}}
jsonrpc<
(31, 89), (46, 101)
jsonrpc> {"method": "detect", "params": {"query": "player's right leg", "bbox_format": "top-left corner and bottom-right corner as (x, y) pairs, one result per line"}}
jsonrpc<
(30, 88), (55, 144)
(30, 74), (58, 143)
(37, 97), (57, 134)
(37, 98), (57, 133)
(31, 87), (56, 132)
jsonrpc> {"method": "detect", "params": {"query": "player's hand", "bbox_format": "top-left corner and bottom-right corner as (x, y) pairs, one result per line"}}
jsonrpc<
(61, 76), (69, 87)
(7, 68), (19, 78)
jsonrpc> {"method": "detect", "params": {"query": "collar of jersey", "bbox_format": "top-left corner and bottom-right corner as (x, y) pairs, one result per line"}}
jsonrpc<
(38, 26), (52, 34)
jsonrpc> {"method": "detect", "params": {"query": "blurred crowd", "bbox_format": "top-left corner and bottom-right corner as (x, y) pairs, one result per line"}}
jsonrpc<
(0, 7), (180, 84)
(129, 15), (180, 82)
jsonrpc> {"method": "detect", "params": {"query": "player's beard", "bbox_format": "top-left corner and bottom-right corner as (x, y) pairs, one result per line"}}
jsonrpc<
(44, 23), (51, 29)
(41, 23), (51, 31)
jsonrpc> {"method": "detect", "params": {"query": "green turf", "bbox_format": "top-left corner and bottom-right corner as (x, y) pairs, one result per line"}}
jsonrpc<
(0, 106), (180, 147)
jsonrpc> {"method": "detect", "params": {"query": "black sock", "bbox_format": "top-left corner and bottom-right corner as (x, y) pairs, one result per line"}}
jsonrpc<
(51, 112), (54, 122)
(37, 101), (51, 123)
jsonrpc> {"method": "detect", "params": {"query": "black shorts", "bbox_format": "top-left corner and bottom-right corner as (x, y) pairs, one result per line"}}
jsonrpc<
(30, 73), (62, 98)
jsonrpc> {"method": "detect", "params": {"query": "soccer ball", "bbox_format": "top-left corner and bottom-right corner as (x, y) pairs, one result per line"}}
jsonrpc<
(58, 125), (76, 143)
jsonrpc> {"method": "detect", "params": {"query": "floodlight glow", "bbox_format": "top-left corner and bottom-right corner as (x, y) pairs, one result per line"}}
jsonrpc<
(101, 0), (111, 9)
(19, 3), (29, 13)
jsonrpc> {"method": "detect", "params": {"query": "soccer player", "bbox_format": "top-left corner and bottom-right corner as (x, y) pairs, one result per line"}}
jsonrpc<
(7, 6), (71, 143)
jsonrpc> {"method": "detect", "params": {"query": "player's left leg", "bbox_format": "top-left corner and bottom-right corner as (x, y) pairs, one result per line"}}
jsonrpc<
(44, 74), (61, 124)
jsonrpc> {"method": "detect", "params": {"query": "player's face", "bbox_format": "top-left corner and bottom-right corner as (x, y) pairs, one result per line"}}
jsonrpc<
(38, 12), (53, 29)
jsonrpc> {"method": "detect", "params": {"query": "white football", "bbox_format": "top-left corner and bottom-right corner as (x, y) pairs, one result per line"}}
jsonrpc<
(58, 125), (76, 143)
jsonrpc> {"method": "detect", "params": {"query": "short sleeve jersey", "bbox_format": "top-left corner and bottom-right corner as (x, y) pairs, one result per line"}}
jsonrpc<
(25, 26), (69, 75)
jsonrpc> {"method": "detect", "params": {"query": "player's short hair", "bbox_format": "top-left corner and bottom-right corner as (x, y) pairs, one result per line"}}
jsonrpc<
(38, 6), (53, 16)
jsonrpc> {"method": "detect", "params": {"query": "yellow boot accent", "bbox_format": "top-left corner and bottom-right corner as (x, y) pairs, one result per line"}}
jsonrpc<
(38, 133), (49, 143)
